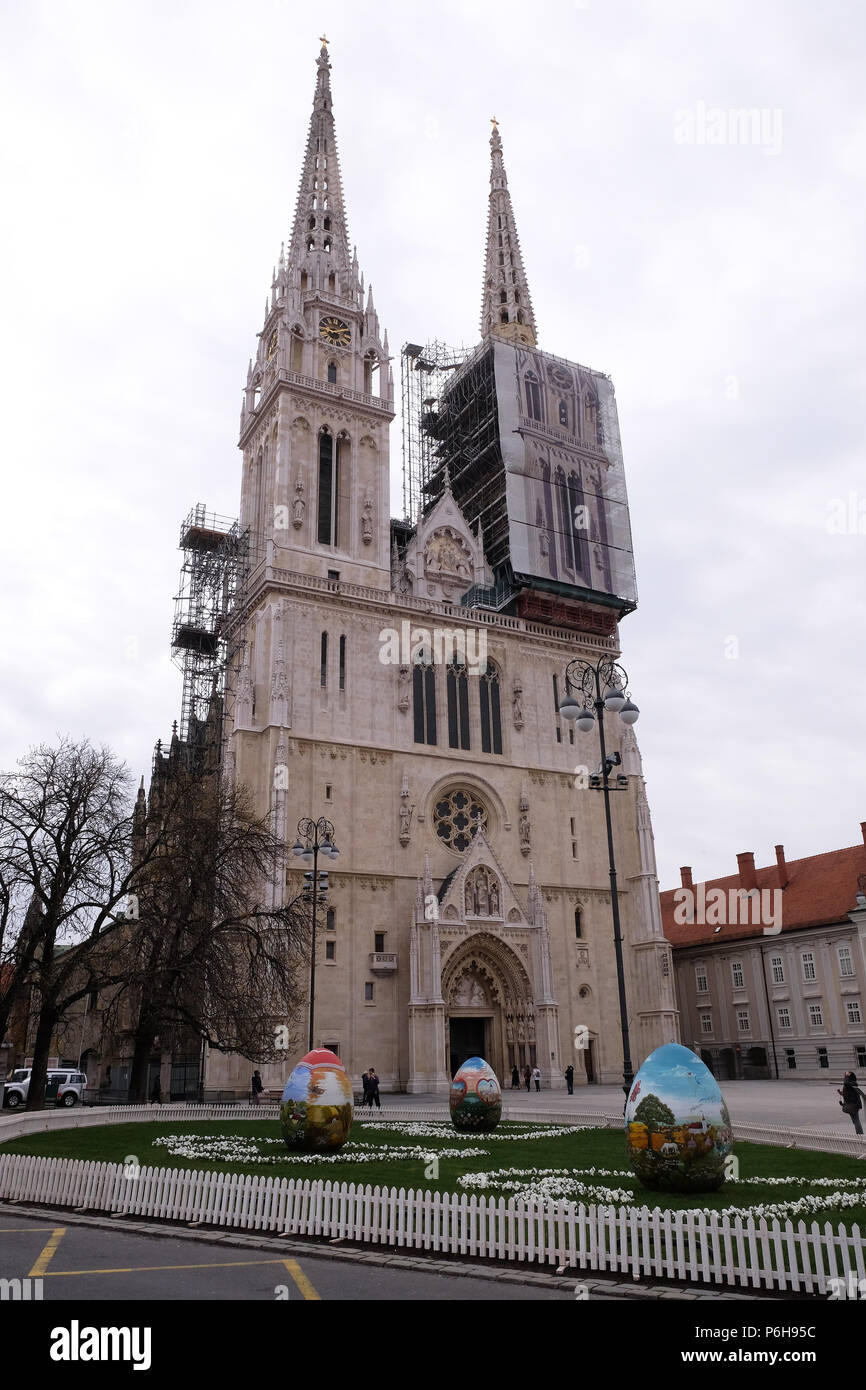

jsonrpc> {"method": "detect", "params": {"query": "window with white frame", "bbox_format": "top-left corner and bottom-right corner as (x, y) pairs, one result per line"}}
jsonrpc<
(770, 954), (784, 984)
(801, 951), (816, 982)
(695, 965), (709, 994)
(777, 1006), (791, 1030)
(699, 1012), (713, 1034)
(731, 961), (744, 989)
(736, 1009), (750, 1032)
(846, 999), (862, 1025)
(838, 945), (855, 978)
(808, 1002), (823, 1027)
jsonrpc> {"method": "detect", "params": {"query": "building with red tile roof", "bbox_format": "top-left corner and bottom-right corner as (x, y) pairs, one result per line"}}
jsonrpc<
(659, 825), (866, 1082)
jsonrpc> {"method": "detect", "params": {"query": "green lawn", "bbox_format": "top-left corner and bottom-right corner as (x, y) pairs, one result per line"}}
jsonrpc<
(2, 1118), (864, 1223)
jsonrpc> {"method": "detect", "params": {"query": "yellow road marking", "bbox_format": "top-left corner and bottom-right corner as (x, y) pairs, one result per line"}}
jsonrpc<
(42, 1256), (306, 1277)
(0, 1227), (66, 1233)
(28, 1227), (66, 1277)
(284, 1258), (321, 1300)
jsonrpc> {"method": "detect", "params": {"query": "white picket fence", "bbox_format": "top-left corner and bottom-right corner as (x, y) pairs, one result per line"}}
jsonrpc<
(0, 1150), (861, 1294)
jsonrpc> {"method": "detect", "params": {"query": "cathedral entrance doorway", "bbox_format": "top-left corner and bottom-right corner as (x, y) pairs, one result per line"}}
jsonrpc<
(449, 1016), (489, 1078)
(442, 932), (537, 1087)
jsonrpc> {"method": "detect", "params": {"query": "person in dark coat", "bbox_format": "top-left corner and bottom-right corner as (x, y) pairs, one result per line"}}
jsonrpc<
(523, 1064), (531, 1092)
(510, 1066), (520, 1089)
(838, 1071), (866, 1135)
(251, 1069), (263, 1106)
(366, 1068), (380, 1109)
(150, 1076), (162, 1105)
(360, 1070), (370, 1106)
(564, 1064), (574, 1096)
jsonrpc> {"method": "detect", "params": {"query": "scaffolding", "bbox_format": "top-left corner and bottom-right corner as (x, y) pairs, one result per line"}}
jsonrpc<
(400, 339), (468, 520)
(171, 504), (250, 753)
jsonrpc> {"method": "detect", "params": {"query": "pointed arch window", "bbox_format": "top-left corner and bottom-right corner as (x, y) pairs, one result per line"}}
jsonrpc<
(558, 400), (568, 427)
(555, 465), (573, 576)
(413, 661), (437, 745)
(567, 469), (586, 577)
(323, 216), (331, 231)
(320, 632), (328, 687)
(327, 361), (338, 384)
(575, 908), (583, 939)
(525, 372), (542, 420)
(500, 310), (509, 323)
(317, 429), (336, 545)
(446, 662), (470, 751)
(499, 290), (507, 304)
(339, 634), (346, 691)
(291, 327), (304, 372)
(479, 660), (503, 755)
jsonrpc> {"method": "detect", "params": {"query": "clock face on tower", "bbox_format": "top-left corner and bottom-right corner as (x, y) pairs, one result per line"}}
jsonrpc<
(319, 316), (351, 348)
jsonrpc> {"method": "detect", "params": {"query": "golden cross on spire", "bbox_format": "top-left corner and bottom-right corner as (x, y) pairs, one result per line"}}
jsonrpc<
(490, 115), (498, 129)
(320, 34), (329, 46)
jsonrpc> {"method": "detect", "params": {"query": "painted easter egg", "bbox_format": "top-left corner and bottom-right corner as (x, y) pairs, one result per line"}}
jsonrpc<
(280, 1048), (353, 1151)
(449, 1056), (502, 1132)
(625, 1043), (733, 1192)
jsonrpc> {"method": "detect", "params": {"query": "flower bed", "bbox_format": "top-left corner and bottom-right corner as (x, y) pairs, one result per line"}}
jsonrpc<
(4, 1118), (865, 1225)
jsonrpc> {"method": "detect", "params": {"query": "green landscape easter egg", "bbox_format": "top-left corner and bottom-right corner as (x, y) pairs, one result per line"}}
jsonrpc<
(625, 1043), (733, 1192)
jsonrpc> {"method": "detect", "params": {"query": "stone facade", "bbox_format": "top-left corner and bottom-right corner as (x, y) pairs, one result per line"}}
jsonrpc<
(204, 43), (679, 1096)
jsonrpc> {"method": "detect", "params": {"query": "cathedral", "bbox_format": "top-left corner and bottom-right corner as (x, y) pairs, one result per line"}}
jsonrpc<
(202, 41), (678, 1095)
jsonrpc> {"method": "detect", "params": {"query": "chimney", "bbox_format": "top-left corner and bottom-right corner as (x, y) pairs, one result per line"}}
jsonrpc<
(737, 851), (758, 892)
(680, 866), (693, 889)
(775, 844), (788, 889)
(861, 821), (866, 848)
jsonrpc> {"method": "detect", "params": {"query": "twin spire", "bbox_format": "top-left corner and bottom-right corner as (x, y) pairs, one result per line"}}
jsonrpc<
(288, 39), (351, 277)
(283, 46), (539, 349)
(480, 119), (537, 347)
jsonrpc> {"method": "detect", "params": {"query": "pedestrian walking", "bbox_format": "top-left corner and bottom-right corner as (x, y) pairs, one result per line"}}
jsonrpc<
(251, 1069), (263, 1106)
(564, 1064), (574, 1096)
(838, 1070), (866, 1135)
(532, 1066), (541, 1093)
(366, 1067), (381, 1109)
(510, 1065), (520, 1089)
(523, 1064), (531, 1092)
(360, 1070), (370, 1106)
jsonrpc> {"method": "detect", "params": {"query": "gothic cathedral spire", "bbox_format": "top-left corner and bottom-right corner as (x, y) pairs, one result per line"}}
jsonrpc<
(288, 39), (352, 279)
(238, 40), (393, 586)
(480, 120), (537, 348)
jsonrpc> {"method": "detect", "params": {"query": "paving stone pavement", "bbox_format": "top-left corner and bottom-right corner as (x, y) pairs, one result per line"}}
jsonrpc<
(367, 1078), (855, 1131)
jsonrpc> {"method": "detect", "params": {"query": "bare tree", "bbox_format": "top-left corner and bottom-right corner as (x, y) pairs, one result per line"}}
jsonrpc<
(0, 738), (166, 1110)
(117, 768), (310, 1102)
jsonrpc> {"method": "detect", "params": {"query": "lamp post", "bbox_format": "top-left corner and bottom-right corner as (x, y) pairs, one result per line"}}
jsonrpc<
(292, 817), (339, 1051)
(559, 656), (640, 1098)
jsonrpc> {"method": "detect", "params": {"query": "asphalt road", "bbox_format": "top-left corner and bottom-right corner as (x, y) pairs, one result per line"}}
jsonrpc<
(0, 1210), (581, 1301)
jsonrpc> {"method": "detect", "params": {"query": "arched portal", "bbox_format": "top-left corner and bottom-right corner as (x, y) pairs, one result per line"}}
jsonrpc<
(442, 932), (535, 1083)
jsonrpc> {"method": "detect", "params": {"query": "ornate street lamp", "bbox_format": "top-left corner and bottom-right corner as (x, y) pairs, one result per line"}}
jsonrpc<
(560, 656), (640, 1098)
(292, 816), (338, 1050)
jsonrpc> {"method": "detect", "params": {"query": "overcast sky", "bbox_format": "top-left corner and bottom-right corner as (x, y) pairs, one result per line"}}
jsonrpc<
(1, 0), (864, 890)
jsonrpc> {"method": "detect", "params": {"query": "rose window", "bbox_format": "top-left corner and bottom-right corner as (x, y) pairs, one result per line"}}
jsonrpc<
(433, 789), (488, 853)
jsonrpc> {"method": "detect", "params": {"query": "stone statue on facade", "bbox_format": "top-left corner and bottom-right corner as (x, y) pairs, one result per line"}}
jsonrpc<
(398, 665), (411, 711)
(519, 811), (531, 856)
(292, 478), (305, 528)
(512, 682), (524, 729)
